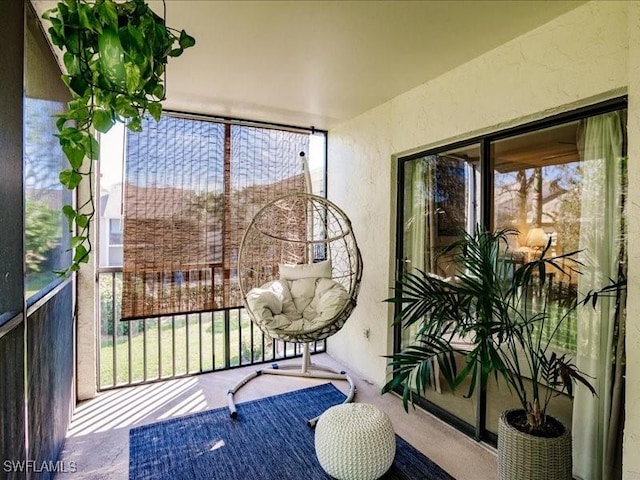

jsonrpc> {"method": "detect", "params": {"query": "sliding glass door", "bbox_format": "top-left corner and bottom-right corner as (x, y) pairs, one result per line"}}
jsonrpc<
(491, 110), (626, 479)
(396, 143), (480, 433)
(394, 100), (627, 479)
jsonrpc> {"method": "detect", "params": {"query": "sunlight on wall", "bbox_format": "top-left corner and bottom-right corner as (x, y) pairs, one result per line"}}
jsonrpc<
(328, 0), (629, 389)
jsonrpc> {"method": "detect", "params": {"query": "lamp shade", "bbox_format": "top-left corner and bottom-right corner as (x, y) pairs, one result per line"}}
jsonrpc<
(526, 227), (548, 248)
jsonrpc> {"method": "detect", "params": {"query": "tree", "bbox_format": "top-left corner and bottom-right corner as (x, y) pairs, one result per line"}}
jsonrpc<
(25, 199), (61, 273)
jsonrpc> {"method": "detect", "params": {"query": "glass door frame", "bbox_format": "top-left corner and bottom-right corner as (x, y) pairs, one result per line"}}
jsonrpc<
(393, 96), (628, 444)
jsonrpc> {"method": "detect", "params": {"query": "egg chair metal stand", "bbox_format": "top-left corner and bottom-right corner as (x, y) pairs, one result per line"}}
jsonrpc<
(227, 193), (363, 427)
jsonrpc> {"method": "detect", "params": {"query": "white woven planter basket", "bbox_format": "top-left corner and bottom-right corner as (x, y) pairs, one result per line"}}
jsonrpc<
(498, 409), (572, 480)
(315, 403), (396, 480)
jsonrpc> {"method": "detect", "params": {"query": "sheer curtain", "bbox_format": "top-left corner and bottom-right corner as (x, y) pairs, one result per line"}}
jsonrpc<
(572, 111), (625, 480)
(400, 157), (436, 347)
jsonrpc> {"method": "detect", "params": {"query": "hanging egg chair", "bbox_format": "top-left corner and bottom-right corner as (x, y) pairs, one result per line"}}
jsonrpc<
(227, 193), (363, 426)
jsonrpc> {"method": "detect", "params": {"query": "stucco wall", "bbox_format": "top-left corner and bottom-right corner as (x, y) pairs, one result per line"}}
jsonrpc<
(624, 2), (640, 478)
(327, 2), (639, 477)
(327, 101), (396, 384)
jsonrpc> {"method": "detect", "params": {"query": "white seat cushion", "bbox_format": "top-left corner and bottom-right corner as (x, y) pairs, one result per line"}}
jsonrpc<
(246, 276), (349, 337)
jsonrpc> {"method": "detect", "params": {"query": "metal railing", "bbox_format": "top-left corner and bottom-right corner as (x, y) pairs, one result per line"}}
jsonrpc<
(97, 268), (325, 390)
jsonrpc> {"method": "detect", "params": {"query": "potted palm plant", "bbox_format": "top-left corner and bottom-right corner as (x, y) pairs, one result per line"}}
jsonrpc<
(383, 226), (597, 480)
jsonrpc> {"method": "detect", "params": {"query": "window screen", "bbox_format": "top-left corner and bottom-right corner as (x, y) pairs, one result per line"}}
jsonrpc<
(121, 115), (310, 319)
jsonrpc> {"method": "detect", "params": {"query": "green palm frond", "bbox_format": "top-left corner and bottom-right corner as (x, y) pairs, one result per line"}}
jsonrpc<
(383, 336), (461, 411)
(383, 224), (597, 430)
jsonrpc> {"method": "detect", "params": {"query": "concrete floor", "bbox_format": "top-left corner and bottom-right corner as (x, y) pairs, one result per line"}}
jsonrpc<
(53, 353), (497, 479)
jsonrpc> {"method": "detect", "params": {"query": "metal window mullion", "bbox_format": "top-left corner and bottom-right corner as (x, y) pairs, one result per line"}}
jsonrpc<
(224, 309), (230, 368)
(143, 319), (147, 381)
(185, 314), (190, 374)
(157, 317), (162, 379)
(212, 311), (216, 370)
(127, 319), (132, 385)
(477, 137), (492, 441)
(198, 312), (203, 372)
(111, 272), (117, 387)
(238, 309), (242, 365)
(163, 109), (326, 136)
(261, 325), (265, 362)
(172, 316), (176, 376)
(96, 279), (102, 389)
(249, 313), (254, 364)
(393, 158), (407, 356)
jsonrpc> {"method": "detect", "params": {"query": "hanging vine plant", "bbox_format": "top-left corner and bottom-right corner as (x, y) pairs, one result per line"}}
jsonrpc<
(43, 0), (195, 273)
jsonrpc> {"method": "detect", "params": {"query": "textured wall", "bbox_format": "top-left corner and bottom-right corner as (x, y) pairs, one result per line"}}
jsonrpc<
(328, 0), (629, 386)
(390, 1), (629, 156)
(326, 103), (396, 385)
(328, 1), (639, 478)
(624, 2), (640, 478)
(76, 172), (97, 401)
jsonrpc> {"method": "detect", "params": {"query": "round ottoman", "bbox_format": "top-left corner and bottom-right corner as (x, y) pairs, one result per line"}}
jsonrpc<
(315, 403), (396, 480)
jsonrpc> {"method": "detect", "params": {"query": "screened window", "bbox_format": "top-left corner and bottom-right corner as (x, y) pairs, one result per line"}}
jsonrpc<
(113, 114), (326, 320)
(24, 8), (71, 300)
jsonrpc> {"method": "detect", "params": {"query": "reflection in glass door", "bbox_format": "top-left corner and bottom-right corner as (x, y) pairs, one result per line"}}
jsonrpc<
(396, 143), (480, 431)
(489, 122), (584, 437)
(490, 110), (627, 480)
(394, 102), (627, 478)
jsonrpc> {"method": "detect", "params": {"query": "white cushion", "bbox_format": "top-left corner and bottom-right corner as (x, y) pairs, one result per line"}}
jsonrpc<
(316, 280), (350, 319)
(290, 277), (317, 313)
(246, 271), (349, 338)
(245, 282), (282, 311)
(279, 260), (331, 280)
(245, 280), (300, 332)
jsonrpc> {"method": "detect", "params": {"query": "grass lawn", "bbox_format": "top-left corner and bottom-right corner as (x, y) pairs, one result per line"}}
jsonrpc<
(100, 312), (277, 388)
(26, 271), (62, 300)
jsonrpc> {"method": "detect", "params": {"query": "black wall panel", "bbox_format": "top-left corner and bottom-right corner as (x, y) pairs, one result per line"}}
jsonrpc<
(0, 0), (27, 478)
(27, 283), (74, 480)
(0, 0), (25, 320)
(0, 321), (27, 480)
(1, 2), (76, 479)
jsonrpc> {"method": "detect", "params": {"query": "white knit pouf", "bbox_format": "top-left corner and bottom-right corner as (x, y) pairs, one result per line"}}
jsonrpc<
(315, 403), (396, 480)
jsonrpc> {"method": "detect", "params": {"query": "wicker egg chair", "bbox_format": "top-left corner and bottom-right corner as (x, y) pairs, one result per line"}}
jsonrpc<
(227, 193), (363, 426)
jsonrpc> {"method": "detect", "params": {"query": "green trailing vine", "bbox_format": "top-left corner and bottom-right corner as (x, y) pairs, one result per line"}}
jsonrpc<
(42, 0), (195, 273)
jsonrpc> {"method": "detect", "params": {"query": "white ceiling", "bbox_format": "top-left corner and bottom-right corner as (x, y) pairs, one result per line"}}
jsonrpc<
(34, 0), (586, 130)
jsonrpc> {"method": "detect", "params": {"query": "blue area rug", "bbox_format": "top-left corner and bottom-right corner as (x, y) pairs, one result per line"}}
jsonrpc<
(129, 383), (454, 479)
